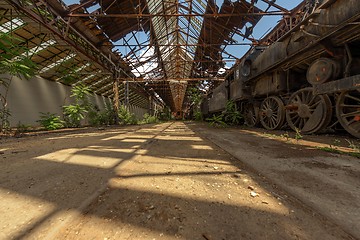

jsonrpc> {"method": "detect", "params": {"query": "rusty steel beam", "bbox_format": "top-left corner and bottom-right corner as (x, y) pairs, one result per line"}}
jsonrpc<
(113, 43), (254, 47)
(5, 0), (123, 76)
(261, 0), (289, 13)
(118, 77), (225, 82)
(68, 0), (97, 13)
(68, 11), (290, 18)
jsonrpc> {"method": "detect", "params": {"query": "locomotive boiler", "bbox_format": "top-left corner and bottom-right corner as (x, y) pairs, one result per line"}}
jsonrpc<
(204, 0), (360, 138)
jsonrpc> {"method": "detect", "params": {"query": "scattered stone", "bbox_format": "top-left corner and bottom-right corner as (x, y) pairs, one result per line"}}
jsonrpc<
(250, 191), (259, 197)
(248, 185), (255, 191)
(202, 233), (212, 240)
(262, 201), (269, 204)
(233, 173), (241, 178)
(11, 150), (28, 154)
(213, 166), (219, 170)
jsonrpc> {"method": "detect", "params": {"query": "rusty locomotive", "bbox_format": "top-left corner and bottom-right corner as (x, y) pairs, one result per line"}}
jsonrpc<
(202, 0), (360, 138)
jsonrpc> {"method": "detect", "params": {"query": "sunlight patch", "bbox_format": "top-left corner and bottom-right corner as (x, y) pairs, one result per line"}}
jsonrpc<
(35, 148), (125, 168)
(121, 139), (147, 143)
(191, 145), (213, 150)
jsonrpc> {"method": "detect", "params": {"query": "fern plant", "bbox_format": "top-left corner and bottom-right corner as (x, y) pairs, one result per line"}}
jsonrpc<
(223, 100), (242, 125)
(206, 114), (227, 127)
(194, 111), (203, 121)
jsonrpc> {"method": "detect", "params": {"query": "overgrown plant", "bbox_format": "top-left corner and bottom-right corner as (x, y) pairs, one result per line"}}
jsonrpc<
(158, 107), (172, 121)
(88, 103), (116, 126)
(63, 84), (91, 127)
(141, 113), (158, 124)
(0, 34), (37, 132)
(188, 87), (204, 121)
(294, 128), (303, 141)
(37, 112), (64, 130)
(63, 104), (87, 127)
(71, 84), (91, 108)
(118, 105), (137, 125)
(223, 100), (242, 125)
(206, 114), (227, 127)
(0, 108), (11, 132)
(345, 139), (360, 152)
(280, 132), (290, 141)
(13, 121), (32, 137)
(193, 111), (203, 121)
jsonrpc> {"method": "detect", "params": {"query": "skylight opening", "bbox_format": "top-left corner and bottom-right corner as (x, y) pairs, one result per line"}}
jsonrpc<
(0, 18), (26, 34)
(86, 3), (100, 13)
(13, 39), (57, 60)
(40, 53), (76, 73)
(90, 76), (111, 87)
(55, 62), (91, 82)
(95, 82), (112, 93)
(80, 74), (95, 82)
(74, 63), (91, 73)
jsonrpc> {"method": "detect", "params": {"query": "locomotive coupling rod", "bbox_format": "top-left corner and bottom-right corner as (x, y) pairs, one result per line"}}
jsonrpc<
(285, 105), (299, 111)
(314, 75), (360, 95)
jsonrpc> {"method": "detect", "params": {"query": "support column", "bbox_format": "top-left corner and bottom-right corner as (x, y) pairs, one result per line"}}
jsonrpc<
(149, 95), (152, 114)
(113, 76), (119, 124)
(125, 79), (129, 108)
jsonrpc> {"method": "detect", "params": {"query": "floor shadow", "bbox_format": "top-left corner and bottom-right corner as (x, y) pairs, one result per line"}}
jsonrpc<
(0, 122), (349, 239)
(66, 186), (317, 240)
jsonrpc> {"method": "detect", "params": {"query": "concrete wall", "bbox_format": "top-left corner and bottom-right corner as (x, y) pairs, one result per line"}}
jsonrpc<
(129, 104), (149, 120)
(0, 75), (148, 127)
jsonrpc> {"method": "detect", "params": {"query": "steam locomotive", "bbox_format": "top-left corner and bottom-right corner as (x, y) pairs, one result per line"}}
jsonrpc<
(201, 0), (360, 138)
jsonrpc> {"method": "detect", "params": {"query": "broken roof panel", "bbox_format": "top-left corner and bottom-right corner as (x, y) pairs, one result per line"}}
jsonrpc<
(3, 0), (303, 112)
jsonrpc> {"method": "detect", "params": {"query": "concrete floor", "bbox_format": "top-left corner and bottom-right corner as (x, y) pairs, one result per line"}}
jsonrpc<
(0, 122), (358, 239)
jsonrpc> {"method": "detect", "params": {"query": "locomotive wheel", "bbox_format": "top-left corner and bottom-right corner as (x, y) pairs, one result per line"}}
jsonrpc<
(336, 90), (360, 138)
(244, 103), (259, 127)
(260, 96), (285, 130)
(286, 88), (332, 134)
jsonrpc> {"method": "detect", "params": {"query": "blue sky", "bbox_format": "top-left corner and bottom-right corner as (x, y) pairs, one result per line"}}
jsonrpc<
(62, 0), (303, 68)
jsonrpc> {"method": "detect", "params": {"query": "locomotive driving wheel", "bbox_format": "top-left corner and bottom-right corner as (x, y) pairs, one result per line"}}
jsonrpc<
(243, 102), (259, 127)
(260, 96), (285, 130)
(336, 90), (360, 138)
(286, 88), (332, 134)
